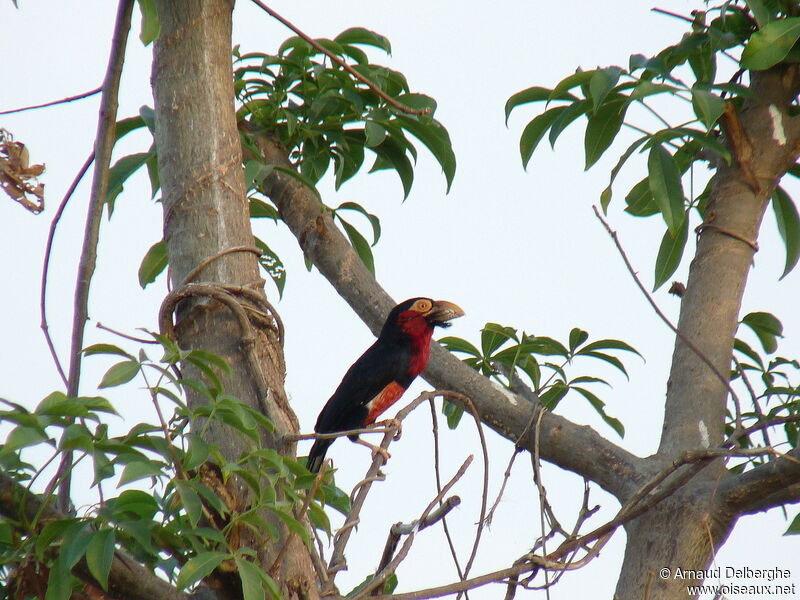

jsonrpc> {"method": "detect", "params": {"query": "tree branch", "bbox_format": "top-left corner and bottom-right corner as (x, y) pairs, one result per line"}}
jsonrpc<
(54, 0), (134, 515)
(252, 131), (648, 502)
(721, 446), (800, 515)
(0, 86), (102, 116)
(0, 469), (192, 600)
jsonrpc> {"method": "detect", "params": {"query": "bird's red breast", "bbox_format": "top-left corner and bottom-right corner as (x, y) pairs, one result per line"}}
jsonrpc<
(365, 381), (407, 424)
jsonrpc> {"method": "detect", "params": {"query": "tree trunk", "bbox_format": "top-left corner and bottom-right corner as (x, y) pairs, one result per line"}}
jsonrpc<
(615, 65), (800, 600)
(151, 1), (317, 597)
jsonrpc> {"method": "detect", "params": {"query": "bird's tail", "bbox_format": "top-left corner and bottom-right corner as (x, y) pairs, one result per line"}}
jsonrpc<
(307, 438), (333, 473)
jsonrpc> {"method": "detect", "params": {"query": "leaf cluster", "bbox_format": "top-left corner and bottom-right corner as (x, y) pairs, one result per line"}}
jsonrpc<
(0, 337), (347, 600)
(506, 1), (800, 288)
(440, 325), (641, 437)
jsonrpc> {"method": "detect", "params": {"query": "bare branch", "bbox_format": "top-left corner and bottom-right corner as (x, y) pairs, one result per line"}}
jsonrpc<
(55, 0), (134, 514)
(355, 456), (474, 599)
(0, 87), (102, 116)
(40, 151), (94, 387)
(427, 399), (468, 594)
(592, 205), (743, 425)
(374, 496), (462, 596)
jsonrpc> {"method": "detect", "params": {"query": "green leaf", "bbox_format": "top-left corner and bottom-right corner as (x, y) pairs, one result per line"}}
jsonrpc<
(365, 120), (387, 148)
(114, 116), (146, 142)
(334, 27), (391, 53)
(481, 323), (517, 356)
(579, 339), (641, 356)
(338, 217), (375, 274)
(99, 360), (140, 388)
(746, 0), (772, 28)
(394, 115), (456, 192)
(785, 511), (800, 535)
(250, 197), (280, 220)
(236, 557), (266, 600)
(370, 136), (414, 199)
(539, 383), (569, 410)
(83, 344), (133, 359)
(741, 312), (783, 354)
(600, 135), (648, 213)
(550, 69), (594, 100)
(244, 160), (275, 191)
(86, 530), (115, 590)
(113, 489), (159, 519)
(4, 424), (49, 453)
(582, 351), (629, 379)
(589, 67), (622, 112)
(573, 387), (625, 437)
(184, 433), (211, 470)
(176, 551), (229, 590)
(568, 328), (589, 352)
(337, 201), (381, 245)
(584, 94), (627, 169)
(741, 17), (800, 70)
(624, 178), (660, 217)
(438, 336), (481, 357)
(137, 0), (160, 45)
(106, 152), (152, 217)
(771, 186), (800, 279)
(443, 400), (464, 429)
(254, 237), (286, 298)
(548, 100), (590, 147)
(691, 87), (725, 130)
(118, 459), (163, 486)
(45, 561), (72, 600)
(647, 144), (685, 235)
(519, 106), (568, 168)
(504, 86), (574, 123)
(653, 217), (689, 291)
(175, 480), (203, 527)
(138, 241), (168, 288)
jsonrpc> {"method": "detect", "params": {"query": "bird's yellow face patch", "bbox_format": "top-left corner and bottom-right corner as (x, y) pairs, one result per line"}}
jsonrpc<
(409, 298), (433, 314)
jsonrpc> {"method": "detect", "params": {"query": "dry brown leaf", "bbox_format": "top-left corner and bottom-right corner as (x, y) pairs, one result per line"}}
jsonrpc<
(0, 128), (45, 213)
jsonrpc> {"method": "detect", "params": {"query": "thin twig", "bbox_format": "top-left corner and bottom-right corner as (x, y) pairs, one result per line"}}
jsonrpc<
(531, 409), (551, 596)
(248, 0), (431, 116)
(374, 495), (461, 591)
(326, 424), (398, 587)
(355, 456), (474, 599)
(179, 245), (263, 286)
(54, 0), (134, 515)
(732, 356), (772, 450)
(427, 400), (468, 592)
(0, 86), (102, 116)
(592, 206), (743, 418)
(96, 322), (159, 344)
(435, 391), (489, 587)
(40, 152), (95, 387)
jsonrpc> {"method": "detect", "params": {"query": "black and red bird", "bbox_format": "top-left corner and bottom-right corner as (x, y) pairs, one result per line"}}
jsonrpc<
(307, 298), (464, 473)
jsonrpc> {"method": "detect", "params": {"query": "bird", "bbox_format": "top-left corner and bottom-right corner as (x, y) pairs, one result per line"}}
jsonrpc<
(307, 297), (464, 473)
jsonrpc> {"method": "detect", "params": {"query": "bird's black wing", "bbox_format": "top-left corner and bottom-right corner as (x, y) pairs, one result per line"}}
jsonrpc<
(314, 338), (411, 434)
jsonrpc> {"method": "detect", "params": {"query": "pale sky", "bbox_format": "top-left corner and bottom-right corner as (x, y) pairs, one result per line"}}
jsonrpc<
(2, 1), (798, 598)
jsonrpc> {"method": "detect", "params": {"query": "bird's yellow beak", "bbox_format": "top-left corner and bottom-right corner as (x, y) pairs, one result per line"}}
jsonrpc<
(425, 300), (465, 328)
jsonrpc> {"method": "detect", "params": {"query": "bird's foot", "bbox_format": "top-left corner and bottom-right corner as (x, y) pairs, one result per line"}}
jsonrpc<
(354, 437), (391, 463)
(375, 418), (403, 440)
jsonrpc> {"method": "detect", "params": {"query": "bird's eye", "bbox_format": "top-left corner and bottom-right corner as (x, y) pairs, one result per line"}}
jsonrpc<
(412, 299), (432, 313)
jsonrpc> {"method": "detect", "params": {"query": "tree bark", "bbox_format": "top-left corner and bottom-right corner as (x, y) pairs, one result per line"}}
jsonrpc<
(616, 65), (800, 600)
(152, 2), (317, 598)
